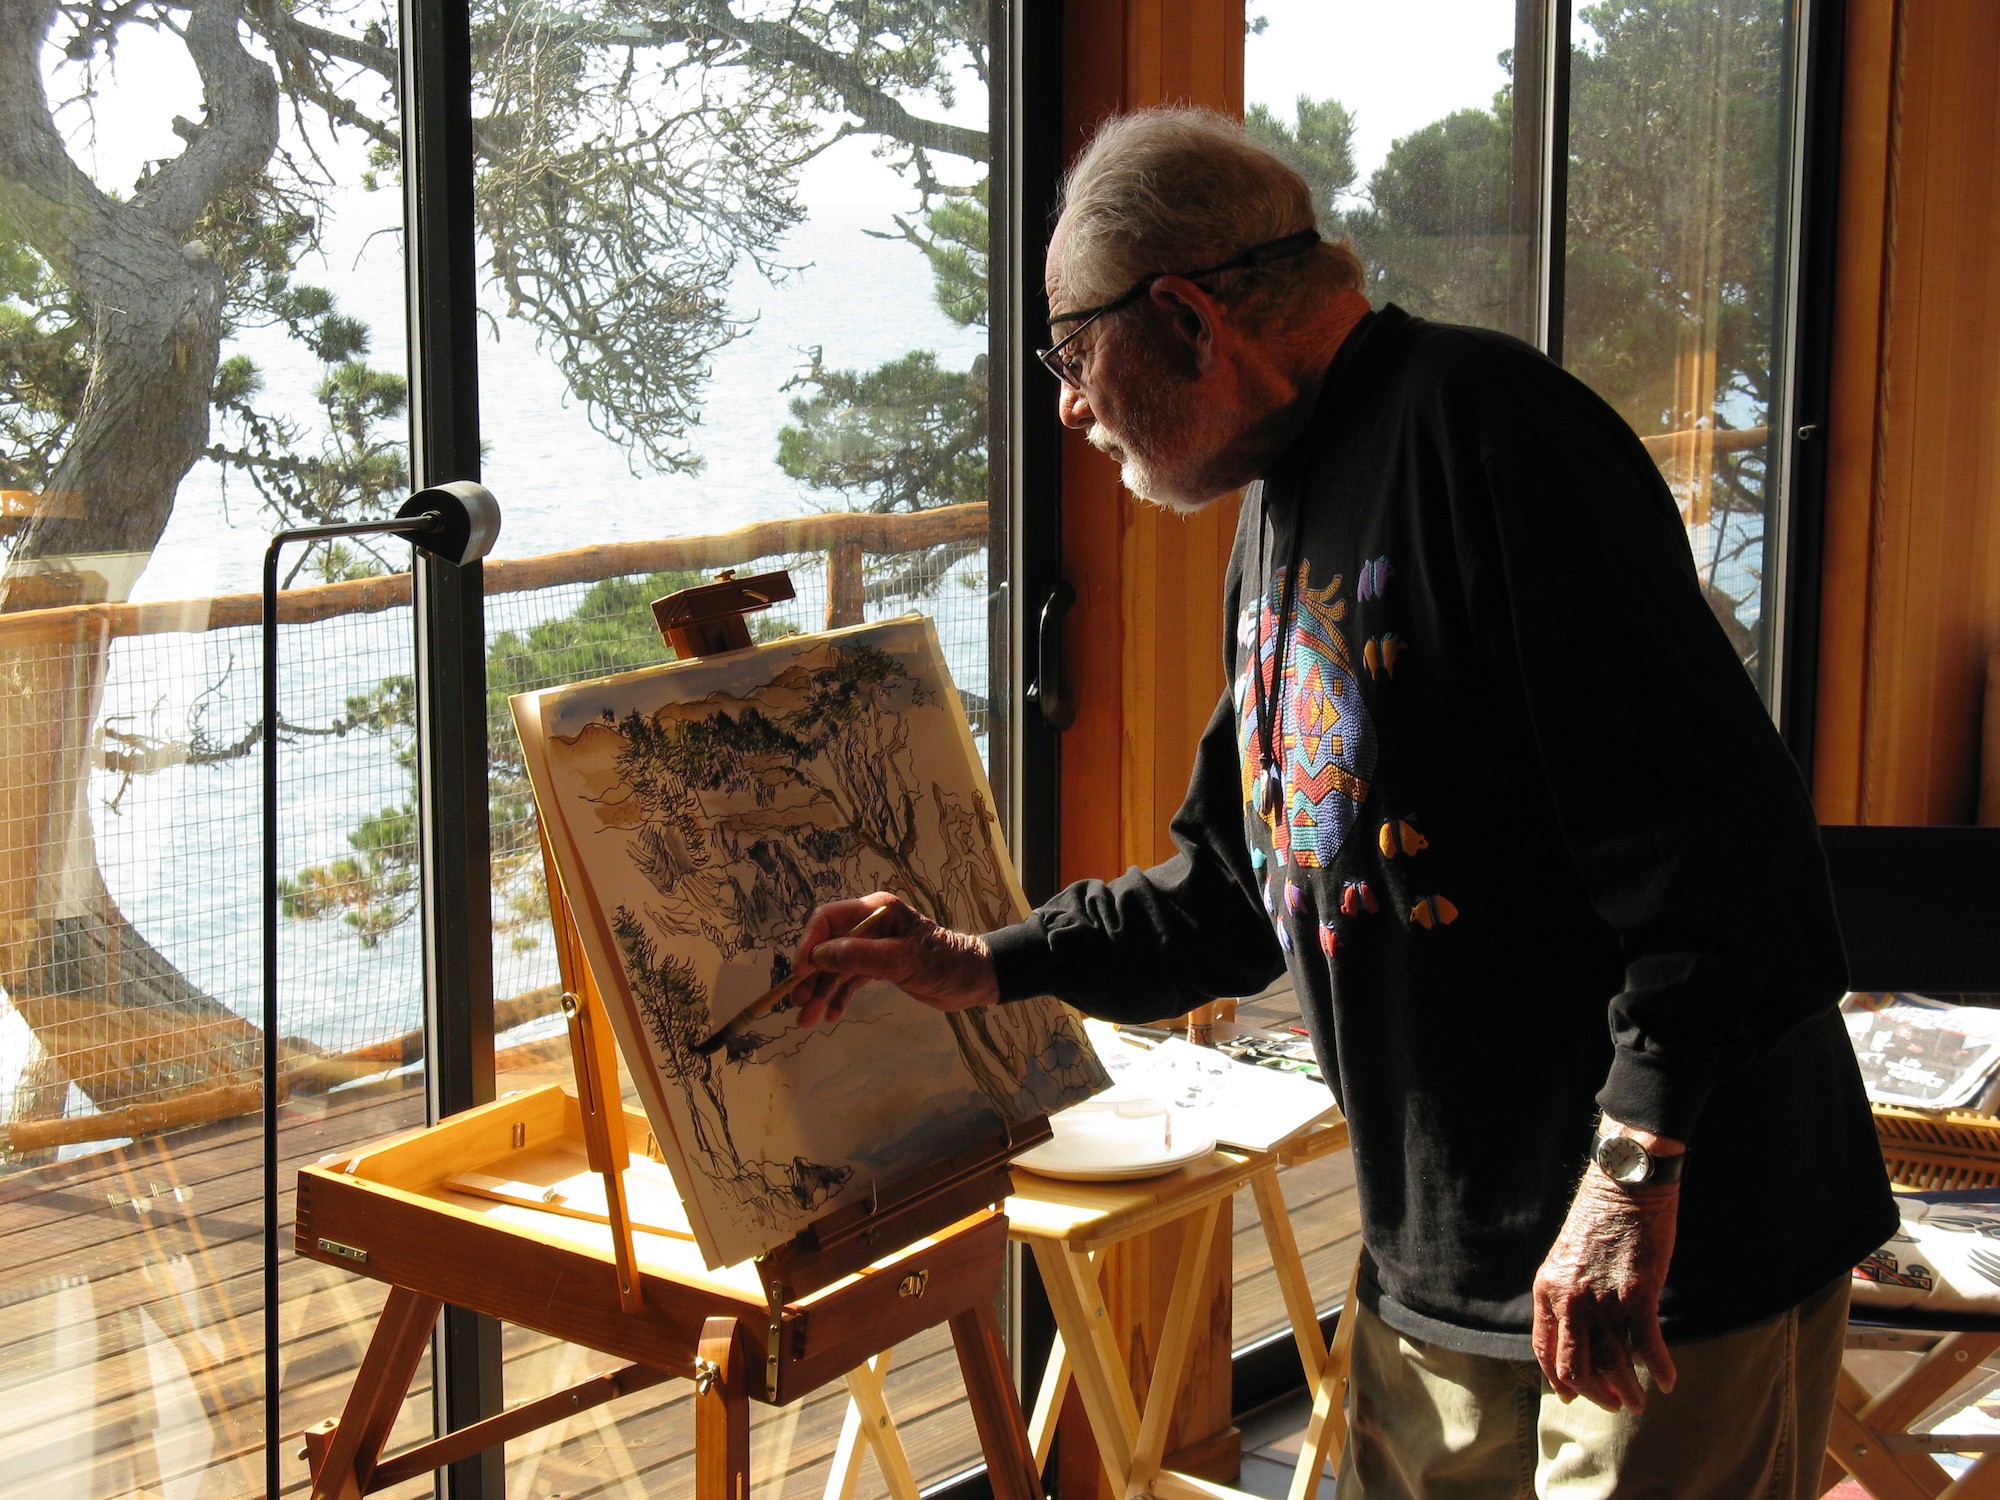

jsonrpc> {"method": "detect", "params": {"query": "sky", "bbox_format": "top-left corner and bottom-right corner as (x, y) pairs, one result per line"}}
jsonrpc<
(1244, 1), (1519, 193)
(55, 4), (1523, 234)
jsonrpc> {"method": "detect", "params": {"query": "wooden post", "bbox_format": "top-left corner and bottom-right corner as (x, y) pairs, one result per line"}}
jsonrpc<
(827, 540), (866, 628)
(1814, 0), (2000, 825)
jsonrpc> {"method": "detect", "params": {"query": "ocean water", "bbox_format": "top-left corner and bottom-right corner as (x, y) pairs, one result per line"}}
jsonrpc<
(143, 136), (988, 596)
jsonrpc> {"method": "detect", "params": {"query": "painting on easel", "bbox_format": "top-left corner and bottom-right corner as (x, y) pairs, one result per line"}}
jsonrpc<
(513, 615), (1106, 1268)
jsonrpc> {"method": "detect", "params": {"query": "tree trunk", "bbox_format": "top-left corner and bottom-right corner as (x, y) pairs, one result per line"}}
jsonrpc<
(0, 240), (261, 1106)
(0, 0), (280, 1117)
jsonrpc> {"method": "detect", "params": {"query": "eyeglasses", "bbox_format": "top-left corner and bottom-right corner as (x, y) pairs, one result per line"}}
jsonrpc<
(1036, 228), (1322, 387)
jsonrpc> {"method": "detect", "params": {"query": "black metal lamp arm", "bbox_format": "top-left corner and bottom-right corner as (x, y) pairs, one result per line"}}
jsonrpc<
(259, 481), (499, 1497)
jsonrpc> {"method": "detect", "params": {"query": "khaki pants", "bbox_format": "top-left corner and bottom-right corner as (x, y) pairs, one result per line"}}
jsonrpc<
(1336, 1278), (1849, 1499)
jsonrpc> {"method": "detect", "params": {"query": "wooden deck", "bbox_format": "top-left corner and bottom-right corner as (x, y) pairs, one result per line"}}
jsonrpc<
(0, 1000), (1356, 1499)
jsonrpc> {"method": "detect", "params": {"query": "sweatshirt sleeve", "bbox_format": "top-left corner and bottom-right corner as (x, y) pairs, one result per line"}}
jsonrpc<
(1442, 340), (1847, 1143)
(985, 685), (1288, 1023)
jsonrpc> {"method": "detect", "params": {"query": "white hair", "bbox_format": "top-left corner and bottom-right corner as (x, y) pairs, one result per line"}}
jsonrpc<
(1052, 107), (1364, 321)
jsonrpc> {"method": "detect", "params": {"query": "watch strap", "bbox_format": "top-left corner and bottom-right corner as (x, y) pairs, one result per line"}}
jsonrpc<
(1593, 1131), (1688, 1187)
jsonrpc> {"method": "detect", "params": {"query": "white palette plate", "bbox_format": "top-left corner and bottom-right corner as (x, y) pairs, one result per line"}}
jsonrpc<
(1012, 1104), (1216, 1182)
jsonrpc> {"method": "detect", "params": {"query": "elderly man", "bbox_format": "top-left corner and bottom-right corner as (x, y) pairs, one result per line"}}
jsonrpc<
(791, 107), (1893, 1496)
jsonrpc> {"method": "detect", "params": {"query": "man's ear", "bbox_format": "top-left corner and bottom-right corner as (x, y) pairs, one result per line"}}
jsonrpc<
(1148, 277), (1225, 373)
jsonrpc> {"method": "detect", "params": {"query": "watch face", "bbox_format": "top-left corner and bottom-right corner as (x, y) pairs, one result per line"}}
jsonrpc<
(1595, 1134), (1651, 1184)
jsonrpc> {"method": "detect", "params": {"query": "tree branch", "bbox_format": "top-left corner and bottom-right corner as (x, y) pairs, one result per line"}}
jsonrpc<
(694, 1), (986, 160)
(595, 2), (987, 163)
(140, 0), (278, 235)
(269, 11), (398, 80)
(0, 0), (115, 280)
(279, 71), (399, 154)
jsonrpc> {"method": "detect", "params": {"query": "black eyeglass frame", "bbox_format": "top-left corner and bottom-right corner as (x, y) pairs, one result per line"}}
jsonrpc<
(1036, 227), (1323, 386)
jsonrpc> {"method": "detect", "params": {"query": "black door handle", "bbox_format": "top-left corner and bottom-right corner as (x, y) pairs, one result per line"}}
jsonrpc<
(1026, 580), (1076, 731)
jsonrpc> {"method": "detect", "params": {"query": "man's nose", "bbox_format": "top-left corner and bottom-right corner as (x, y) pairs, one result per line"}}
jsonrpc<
(1058, 383), (1093, 429)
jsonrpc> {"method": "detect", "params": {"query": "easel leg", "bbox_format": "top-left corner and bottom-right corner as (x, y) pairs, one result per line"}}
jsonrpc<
(950, 1298), (1044, 1500)
(307, 1287), (442, 1500)
(695, 1315), (750, 1500)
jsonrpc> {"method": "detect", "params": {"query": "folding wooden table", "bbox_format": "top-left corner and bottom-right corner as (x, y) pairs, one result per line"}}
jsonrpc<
(832, 1114), (1354, 1500)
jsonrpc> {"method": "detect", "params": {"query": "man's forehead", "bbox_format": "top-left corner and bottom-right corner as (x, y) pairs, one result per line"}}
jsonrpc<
(1043, 219), (1070, 303)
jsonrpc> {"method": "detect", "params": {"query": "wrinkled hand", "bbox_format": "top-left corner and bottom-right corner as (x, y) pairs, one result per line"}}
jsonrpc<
(789, 893), (999, 1030)
(1531, 1170), (1680, 1413)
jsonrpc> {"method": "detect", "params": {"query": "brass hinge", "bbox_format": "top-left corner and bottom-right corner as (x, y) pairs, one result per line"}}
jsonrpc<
(764, 1277), (786, 1397)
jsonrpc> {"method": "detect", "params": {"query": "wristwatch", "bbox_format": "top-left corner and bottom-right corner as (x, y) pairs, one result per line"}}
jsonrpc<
(1592, 1130), (1687, 1187)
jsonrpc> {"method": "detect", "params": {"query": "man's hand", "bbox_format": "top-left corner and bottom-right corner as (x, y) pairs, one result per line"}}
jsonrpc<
(1531, 1155), (1680, 1413)
(789, 893), (1000, 1029)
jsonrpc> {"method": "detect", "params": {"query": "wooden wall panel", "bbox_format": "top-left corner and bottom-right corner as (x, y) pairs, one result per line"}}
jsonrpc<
(1051, 4), (1248, 1496)
(1815, 0), (2000, 825)
(1059, 0), (1246, 888)
(1057, 2), (1138, 890)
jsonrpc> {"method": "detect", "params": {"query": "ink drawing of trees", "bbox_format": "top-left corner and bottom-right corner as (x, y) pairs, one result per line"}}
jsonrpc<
(516, 616), (1105, 1269)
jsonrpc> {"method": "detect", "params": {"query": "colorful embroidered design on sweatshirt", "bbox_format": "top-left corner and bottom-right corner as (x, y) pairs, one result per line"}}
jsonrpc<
(1236, 559), (1376, 871)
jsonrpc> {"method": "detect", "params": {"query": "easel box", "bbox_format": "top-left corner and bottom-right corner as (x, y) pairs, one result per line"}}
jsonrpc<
(295, 1082), (1012, 1404)
(289, 586), (1054, 1500)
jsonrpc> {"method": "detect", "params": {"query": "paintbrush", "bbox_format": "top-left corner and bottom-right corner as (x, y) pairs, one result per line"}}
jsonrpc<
(692, 905), (892, 1057)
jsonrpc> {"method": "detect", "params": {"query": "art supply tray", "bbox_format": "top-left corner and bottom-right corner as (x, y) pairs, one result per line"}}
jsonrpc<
(295, 1081), (1012, 1404)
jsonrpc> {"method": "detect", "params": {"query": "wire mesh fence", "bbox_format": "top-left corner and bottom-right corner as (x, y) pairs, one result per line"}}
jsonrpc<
(0, 506), (992, 1161)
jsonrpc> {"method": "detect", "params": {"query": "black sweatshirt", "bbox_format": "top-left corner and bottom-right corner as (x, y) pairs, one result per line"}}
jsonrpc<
(987, 306), (1895, 1358)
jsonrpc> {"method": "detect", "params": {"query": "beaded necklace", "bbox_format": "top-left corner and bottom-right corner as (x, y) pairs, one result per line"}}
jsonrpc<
(1253, 490), (1310, 819)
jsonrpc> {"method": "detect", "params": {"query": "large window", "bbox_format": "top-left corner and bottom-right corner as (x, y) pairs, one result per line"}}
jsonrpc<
(1247, 0), (1802, 695)
(464, 10), (1003, 1493)
(0, 2), (1012, 1495)
(1, 1), (431, 1491)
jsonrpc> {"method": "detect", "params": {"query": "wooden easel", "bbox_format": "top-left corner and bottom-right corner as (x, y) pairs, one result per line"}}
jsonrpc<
(296, 571), (1046, 1499)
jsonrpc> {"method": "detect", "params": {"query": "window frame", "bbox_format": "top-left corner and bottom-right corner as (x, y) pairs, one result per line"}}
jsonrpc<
(398, 0), (506, 1490)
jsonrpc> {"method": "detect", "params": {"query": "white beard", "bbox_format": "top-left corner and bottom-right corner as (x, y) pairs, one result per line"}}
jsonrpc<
(1085, 381), (1224, 515)
(1087, 426), (1200, 514)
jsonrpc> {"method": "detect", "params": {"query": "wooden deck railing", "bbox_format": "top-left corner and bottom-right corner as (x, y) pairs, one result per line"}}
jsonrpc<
(0, 504), (989, 1155)
(1637, 423), (1770, 460)
(0, 502), (988, 645)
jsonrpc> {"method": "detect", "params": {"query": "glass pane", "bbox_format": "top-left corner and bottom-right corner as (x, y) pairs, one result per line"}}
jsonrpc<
(0, 2), (427, 1494)
(1562, 0), (1793, 688)
(1247, 0), (1540, 340)
(462, 6), (1000, 1491)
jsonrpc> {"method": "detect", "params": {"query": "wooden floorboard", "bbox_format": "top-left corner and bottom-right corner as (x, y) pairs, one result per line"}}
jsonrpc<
(0, 1016), (1353, 1497)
